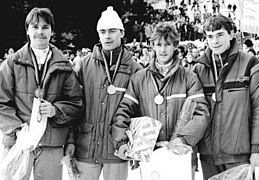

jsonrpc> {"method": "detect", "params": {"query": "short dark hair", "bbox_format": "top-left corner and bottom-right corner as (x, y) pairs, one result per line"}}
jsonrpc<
(203, 13), (236, 35)
(25, 7), (55, 32)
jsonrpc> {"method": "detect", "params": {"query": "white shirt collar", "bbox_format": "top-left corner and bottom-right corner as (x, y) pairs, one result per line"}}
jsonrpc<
(155, 60), (173, 76)
(31, 46), (50, 65)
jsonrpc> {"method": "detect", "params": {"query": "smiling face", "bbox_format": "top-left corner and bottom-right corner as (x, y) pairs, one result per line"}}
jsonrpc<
(98, 28), (124, 51)
(205, 28), (234, 55)
(153, 37), (176, 65)
(26, 17), (53, 50)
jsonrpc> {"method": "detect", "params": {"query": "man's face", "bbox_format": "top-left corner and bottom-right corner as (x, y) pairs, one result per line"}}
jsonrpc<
(142, 48), (149, 56)
(153, 38), (176, 65)
(26, 17), (53, 50)
(98, 28), (124, 51)
(192, 48), (200, 58)
(187, 54), (194, 63)
(205, 28), (234, 55)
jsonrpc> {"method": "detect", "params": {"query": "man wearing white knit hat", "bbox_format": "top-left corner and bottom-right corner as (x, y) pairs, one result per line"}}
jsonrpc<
(65, 6), (142, 180)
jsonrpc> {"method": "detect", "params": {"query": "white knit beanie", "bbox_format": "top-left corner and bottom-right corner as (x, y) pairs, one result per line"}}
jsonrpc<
(96, 6), (124, 31)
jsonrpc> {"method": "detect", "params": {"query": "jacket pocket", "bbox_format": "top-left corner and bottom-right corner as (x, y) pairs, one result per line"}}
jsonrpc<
(221, 90), (250, 155)
(75, 122), (94, 159)
(228, 87), (248, 92)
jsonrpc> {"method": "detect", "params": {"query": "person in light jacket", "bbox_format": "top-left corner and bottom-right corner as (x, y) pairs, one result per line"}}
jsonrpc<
(112, 21), (210, 180)
(0, 7), (84, 180)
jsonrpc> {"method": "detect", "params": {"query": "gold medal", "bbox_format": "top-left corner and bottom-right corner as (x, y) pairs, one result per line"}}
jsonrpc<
(212, 93), (216, 101)
(34, 88), (43, 98)
(107, 85), (116, 95)
(154, 94), (164, 105)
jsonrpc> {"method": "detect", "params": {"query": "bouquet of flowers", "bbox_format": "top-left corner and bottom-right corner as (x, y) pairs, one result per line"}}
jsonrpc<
(171, 97), (197, 140)
(61, 154), (81, 180)
(125, 116), (162, 162)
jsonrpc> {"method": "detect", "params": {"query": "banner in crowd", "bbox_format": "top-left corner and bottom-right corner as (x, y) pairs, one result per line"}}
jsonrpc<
(239, 0), (259, 34)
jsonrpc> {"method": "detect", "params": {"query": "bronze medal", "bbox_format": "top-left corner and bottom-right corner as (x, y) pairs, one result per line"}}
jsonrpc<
(154, 94), (164, 105)
(107, 85), (116, 95)
(34, 88), (43, 98)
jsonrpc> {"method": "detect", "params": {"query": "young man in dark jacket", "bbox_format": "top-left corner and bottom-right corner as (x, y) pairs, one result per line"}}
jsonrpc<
(0, 7), (84, 180)
(193, 14), (259, 179)
(65, 6), (142, 180)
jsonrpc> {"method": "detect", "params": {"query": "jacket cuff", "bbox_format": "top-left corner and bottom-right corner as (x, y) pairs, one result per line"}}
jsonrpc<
(2, 133), (17, 147)
(251, 144), (259, 153)
(179, 136), (188, 145)
(54, 106), (65, 119)
(173, 134), (189, 145)
(49, 106), (67, 125)
(115, 139), (128, 150)
(66, 131), (75, 144)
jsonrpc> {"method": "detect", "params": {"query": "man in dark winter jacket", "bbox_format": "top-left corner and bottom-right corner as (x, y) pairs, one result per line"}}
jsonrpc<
(193, 13), (259, 179)
(65, 6), (142, 180)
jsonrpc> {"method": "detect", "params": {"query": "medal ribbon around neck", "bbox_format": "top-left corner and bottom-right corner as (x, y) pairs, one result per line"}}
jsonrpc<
(211, 52), (224, 102)
(101, 49), (123, 87)
(31, 48), (51, 98)
(211, 52), (224, 81)
(151, 74), (173, 105)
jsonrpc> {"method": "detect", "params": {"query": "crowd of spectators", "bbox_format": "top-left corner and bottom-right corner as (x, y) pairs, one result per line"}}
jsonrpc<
(0, 0), (244, 71)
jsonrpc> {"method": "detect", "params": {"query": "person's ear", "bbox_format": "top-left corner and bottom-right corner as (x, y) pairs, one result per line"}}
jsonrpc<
(120, 30), (125, 38)
(229, 30), (234, 40)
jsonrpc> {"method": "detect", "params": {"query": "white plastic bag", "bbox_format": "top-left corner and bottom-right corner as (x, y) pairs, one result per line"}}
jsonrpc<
(140, 147), (192, 180)
(209, 164), (253, 180)
(255, 166), (259, 180)
(0, 98), (47, 180)
(28, 97), (47, 150)
(0, 123), (30, 180)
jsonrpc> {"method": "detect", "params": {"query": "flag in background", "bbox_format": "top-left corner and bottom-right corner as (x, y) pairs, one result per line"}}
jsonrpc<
(239, 0), (259, 34)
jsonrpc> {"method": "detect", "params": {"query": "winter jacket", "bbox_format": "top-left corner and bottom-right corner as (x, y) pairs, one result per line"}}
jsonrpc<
(74, 43), (142, 164)
(112, 58), (210, 149)
(0, 43), (84, 148)
(193, 39), (259, 165)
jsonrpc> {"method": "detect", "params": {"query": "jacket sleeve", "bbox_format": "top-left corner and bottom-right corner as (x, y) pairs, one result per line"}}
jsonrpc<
(51, 69), (84, 126)
(0, 59), (23, 146)
(177, 70), (210, 146)
(112, 76), (140, 150)
(249, 60), (259, 153)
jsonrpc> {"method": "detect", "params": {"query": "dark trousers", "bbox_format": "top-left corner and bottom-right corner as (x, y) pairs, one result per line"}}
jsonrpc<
(23, 146), (63, 180)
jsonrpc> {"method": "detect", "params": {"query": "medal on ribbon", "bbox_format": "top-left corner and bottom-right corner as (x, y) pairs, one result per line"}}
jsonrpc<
(101, 49), (123, 96)
(34, 87), (43, 99)
(151, 74), (173, 106)
(154, 94), (164, 105)
(107, 84), (116, 95)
